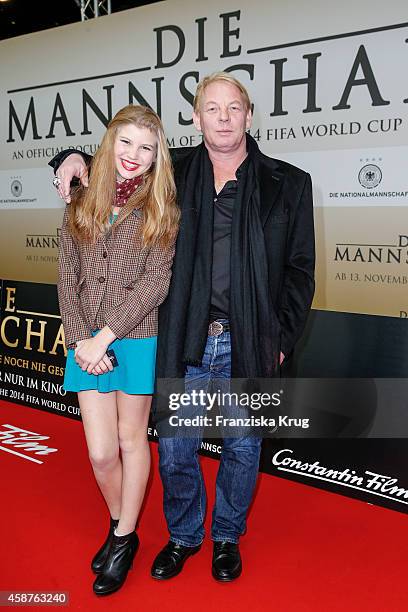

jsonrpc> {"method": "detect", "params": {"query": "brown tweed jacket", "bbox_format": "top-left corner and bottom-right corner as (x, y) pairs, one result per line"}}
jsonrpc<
(58, 202), (175, 348)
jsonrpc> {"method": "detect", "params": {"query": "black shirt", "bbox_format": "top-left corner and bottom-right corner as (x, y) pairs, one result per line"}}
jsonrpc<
(209, 160), (247, 321)
(210, 179), (236, 321)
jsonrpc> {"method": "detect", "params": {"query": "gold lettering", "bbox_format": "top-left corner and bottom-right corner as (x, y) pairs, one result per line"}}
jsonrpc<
(50, 323), (67, 356)
(0, 316), (20, 347)
(5, 287), (16, 312)
(48, 365), (64, 377)
(4, 356), (29, 368)
(24, 319), (46, 353)
(31, 361), (46, 372)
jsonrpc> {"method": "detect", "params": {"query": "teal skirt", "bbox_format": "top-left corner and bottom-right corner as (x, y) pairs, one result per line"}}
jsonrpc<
(63, 334), (157, 395)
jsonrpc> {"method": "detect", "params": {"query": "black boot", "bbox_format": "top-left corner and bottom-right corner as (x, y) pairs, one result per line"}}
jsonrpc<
(93, 531), (139, 596)
(91, 517), (119, 574)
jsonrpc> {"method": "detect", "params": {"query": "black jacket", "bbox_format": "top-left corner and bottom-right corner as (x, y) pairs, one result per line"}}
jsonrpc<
(162, 145), (314, 363)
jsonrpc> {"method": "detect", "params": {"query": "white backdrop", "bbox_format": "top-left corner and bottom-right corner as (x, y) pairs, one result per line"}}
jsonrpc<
(0, 0), (407, 316)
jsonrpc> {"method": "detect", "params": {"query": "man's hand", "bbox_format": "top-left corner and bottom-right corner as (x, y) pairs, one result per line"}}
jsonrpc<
(56, 153), (89, 203)
(280, 351), (285, 365)
(75, 328), (116, 374)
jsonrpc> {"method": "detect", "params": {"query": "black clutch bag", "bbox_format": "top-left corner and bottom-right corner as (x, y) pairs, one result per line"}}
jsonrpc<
(106, 349), (119, 368)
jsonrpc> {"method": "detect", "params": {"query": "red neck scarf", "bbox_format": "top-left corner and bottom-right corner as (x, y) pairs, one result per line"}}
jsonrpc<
(115, 175), (143, 207)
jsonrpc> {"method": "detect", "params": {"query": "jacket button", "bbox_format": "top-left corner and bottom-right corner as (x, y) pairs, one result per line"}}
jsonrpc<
(102, 251), (107, 258)
(98, 276), (105, 283)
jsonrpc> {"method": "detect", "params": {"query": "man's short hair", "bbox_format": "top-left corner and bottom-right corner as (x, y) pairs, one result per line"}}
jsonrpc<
(193, 72), (252, 113)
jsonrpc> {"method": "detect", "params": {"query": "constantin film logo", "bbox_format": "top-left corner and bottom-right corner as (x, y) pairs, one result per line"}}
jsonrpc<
(272, 448), (408, 506)
(0, 423), (58, 464)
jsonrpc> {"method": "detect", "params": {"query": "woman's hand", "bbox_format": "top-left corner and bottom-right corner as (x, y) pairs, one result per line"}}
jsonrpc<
(75, 327), (116, 373)
(91, 354), (114, 376)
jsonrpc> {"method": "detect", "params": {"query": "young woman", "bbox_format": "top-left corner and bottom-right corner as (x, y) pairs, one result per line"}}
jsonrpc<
(57, 105), (179, 596)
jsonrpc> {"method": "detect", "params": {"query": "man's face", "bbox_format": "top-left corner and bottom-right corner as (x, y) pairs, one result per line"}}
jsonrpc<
(193, 81), (252, 154)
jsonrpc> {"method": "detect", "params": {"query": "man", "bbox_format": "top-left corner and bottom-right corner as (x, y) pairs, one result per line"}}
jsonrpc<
(51, 72), (315, 582)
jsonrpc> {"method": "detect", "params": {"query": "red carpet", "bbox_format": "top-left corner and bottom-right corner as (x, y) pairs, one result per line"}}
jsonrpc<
(0, 399), (407, 611)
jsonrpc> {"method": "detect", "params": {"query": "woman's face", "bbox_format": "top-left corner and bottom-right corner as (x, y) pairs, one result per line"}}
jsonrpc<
(113, 123), (157, 181)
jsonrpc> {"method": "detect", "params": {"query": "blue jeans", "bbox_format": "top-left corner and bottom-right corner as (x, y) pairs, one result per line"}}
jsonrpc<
(158, 326), (262, 546)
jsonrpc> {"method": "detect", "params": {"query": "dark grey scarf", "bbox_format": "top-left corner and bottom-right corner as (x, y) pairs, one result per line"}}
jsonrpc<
(156, 134), (280, 379)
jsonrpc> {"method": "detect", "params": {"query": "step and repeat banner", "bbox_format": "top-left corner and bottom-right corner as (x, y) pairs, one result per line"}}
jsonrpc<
(0, 0), (407, 512)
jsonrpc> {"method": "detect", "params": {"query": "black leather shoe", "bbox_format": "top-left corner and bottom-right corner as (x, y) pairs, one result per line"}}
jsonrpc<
(151, 541), (201, 580)
(93, 531), (139, 596)
(91, 518), (119, 574)
(212, 541), (242, 582)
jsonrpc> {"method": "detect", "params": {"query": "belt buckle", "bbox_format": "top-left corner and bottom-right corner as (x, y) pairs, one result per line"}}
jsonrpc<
(209, 321), (224, 336)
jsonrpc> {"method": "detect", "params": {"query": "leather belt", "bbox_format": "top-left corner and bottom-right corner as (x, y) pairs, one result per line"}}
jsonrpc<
(208, 321), (230, 336)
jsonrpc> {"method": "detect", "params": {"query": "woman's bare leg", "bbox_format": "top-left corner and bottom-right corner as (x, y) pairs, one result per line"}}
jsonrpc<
(115, 392), (152, 535)
(78, 390), (122, 520)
